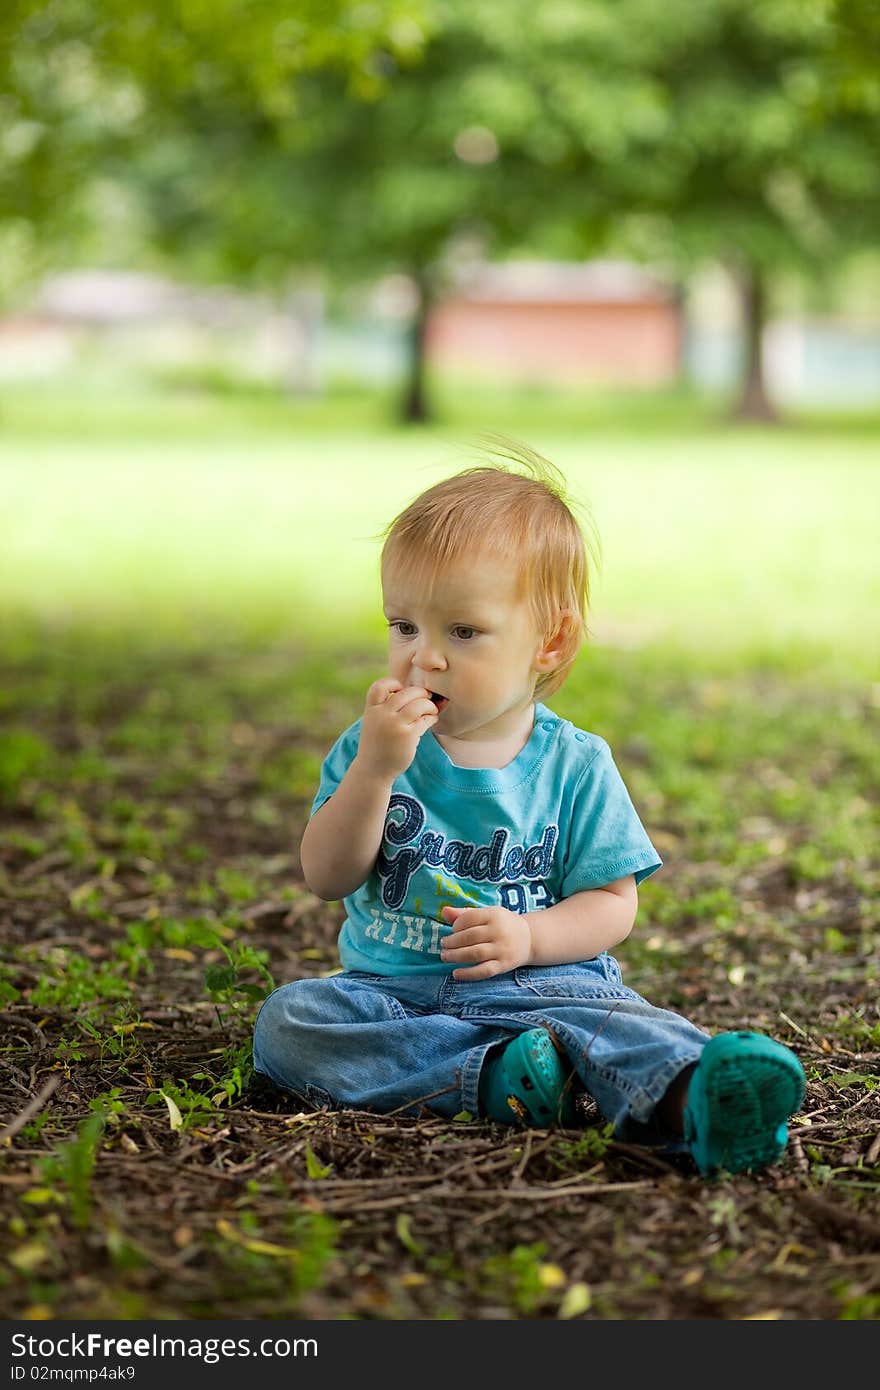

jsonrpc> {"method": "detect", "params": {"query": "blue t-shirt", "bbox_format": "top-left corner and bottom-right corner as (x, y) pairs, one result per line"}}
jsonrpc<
(309, 702), (662, 976)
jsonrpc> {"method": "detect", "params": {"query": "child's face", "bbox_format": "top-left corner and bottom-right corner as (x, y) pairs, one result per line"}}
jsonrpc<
(382, 553), (554, 743)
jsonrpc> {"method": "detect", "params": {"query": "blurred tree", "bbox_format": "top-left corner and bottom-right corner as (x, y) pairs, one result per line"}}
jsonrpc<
(0, 1), (134, 296)
(297, 0), (880, 422)
(187, 1), (667, 421)
(94, 1), (611, 419)
(4, 1), (877, 421)
(95, 0), (435, 396)
(0, 0), (431, 299)
(265, 3), (626, 421)
(599, 0), (880, 420)
(823, 0), (880, 90)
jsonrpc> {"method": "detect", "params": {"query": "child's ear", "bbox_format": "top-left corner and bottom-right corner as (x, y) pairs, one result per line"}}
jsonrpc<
(534, 610), (577, 673)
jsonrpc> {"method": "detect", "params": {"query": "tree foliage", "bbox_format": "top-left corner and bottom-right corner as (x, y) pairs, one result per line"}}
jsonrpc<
(0, 0), (431, 290)
(2, 1), (878, 413)
(591, 0), (880, 415)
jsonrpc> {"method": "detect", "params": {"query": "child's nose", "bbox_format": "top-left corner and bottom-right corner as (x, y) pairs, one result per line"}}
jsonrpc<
(412, 640), (446, 673)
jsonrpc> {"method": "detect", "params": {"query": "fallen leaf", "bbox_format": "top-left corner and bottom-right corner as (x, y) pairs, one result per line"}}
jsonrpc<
(558, 1283), (591, 1318)
(215, 1219), (299, 1260)
(160, 1091), (183, 1131)
(20, 1188), (63, 1206)
(10, 1240), (50, 1273)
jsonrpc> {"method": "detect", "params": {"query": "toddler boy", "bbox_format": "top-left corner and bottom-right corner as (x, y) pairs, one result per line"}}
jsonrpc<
(253, 448), (804, 1173)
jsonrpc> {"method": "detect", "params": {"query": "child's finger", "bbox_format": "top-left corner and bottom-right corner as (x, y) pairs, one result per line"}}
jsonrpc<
(441, 941), (493, 961)
(366, 678), (402, 706)
(452, 960), (502, 981)
(386, 685), (430, 714)
(441, 905), (478, 924)
(441, 925), (488, 948)
(400, 696), (440, 724)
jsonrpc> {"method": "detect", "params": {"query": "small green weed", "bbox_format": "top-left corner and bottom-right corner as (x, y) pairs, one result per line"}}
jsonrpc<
(213, 1208), (338, 1309)
(480, 1242), (559, 1316)
(204, 938), (275, 1017)
(146, 1080), (222, 1131)
(39, 1107), (107, 1228)
(0, 963), (21, 1006)
(30, 953), (137, 1012)
(192, 1038), (254, 1108)
(0, 729), (51, 801)
(215, 866), (261, 904)
(547, 1123), (614, 1173)
(833, 1283), (880, 1319)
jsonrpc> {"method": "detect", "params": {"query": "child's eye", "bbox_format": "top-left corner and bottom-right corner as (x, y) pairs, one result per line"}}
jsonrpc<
(390, 621), (417, 637)
(452, 626), (478, 641)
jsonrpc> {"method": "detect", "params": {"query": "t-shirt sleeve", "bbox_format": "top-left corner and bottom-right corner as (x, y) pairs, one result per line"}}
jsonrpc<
(309, 720), (362, 819)
(560, 738), (662, 895)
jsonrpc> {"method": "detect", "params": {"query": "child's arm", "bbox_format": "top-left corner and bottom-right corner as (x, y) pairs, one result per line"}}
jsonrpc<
(524, 877), (637, 965)
(300, 758), (396, 901)
(300, 678), (438, 901)
(440, 876), (636, 979)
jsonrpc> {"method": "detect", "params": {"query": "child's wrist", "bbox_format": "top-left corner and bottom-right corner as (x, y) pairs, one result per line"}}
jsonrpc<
(523, 913), (538, 967)
(351, 752), (396, 792)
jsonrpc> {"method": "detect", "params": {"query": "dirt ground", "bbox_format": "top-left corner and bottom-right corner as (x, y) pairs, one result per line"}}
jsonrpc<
(1, 642), (878, 1319)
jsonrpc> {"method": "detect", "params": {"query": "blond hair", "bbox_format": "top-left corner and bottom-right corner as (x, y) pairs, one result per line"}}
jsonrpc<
(379, 438), (596, 698)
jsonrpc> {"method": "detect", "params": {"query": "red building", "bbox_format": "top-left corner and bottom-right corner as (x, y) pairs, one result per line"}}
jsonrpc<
(428, 260), (683, 386)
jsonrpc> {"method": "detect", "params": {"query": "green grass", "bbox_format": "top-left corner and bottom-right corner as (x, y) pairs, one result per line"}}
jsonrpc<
(1, 622), (877, 1319)
(1, 375), (878, 680)
(1, 374), (877, 1319)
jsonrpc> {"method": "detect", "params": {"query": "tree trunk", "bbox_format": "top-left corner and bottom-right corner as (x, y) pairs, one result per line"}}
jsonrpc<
(669, 278), (688, 386)
(400, 271), (432, 425)
(731, 262), (778, 423)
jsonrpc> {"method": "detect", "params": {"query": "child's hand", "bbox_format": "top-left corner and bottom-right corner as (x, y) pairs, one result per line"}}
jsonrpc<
(439, 904), (533, 980)
(356, 678), (439, 782)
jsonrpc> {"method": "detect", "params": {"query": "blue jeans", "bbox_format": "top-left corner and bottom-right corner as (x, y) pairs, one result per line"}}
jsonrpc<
(248, 956), (706, 1139)
(252, 953), (711, 1145)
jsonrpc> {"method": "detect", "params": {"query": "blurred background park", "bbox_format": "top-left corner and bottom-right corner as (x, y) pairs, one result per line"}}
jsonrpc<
(2, 1), (880, 1324)
(1, 0), (879, 675)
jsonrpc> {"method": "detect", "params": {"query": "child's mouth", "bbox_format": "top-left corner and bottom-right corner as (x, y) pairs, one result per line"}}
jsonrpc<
(429, 692), (449, 713)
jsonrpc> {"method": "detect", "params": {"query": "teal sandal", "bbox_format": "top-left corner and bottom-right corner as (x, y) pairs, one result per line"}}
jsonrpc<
(479, 1027), (578, 1128)
(684, 1031), (805, 1175)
